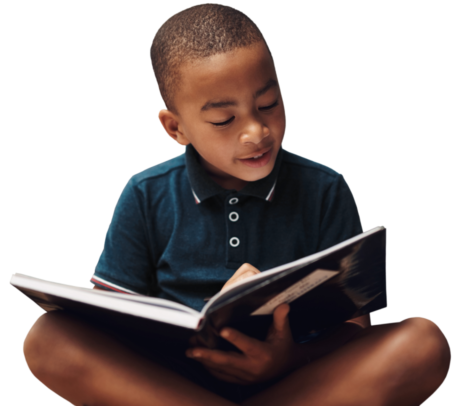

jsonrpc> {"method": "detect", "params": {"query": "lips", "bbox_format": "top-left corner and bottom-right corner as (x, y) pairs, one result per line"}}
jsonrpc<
(239, 146), (272, 160)
(240, 148), (273, 168)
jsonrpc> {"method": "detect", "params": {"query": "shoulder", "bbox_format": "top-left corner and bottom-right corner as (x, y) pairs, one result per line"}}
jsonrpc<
(118, 152), (187, 195)
(280, 149), (343, 188)
(130, 153), (186, 187)
(118, 153), (188, 207)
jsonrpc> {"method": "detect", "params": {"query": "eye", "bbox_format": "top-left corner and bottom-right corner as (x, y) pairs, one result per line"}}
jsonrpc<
(260, 100), (278, 110)
(211, 100), (278, 127)
(211, 117), (235, 127)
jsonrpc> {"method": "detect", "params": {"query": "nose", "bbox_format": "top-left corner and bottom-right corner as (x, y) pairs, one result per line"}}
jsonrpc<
(239, 118), (270, 145)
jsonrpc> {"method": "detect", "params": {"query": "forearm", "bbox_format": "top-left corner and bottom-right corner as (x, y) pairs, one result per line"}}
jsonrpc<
(290, 322), (366, 369)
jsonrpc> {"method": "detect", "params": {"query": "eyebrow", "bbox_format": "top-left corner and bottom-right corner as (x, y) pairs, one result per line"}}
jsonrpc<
(200, 79), (278, 112)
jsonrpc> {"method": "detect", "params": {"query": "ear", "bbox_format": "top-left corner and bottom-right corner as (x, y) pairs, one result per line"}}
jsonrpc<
(158, 110), (190, 146)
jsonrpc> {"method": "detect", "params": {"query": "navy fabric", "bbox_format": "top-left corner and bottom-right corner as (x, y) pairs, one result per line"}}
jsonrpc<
(92, 145), (362, 312)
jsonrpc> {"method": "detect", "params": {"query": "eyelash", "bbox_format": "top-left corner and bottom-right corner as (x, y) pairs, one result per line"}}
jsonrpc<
(210, 100), (279, 127)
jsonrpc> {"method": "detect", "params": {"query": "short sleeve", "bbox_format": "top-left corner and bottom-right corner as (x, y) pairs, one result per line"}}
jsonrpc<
(91, 178), (155, 295)
(317, 175), (363, 251)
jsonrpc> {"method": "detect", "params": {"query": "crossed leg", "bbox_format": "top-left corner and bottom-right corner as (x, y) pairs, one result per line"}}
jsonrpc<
(244, 318), (451, 406)
(24, 313), (450, 406)
(24, 312), (236, 406)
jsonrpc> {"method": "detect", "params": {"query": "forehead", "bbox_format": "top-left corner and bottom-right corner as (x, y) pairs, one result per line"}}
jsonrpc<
(175, 42), (277, 111)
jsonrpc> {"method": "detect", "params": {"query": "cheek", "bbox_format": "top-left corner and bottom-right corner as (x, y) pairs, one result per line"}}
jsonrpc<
(201, 147), (238, 176)
(270, 109), (286, 137)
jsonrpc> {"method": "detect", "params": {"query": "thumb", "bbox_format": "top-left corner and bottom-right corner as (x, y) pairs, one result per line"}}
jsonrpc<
(273, 303), (291, 333)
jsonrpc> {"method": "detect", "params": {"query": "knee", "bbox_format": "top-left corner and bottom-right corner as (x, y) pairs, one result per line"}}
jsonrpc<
(24, 312), (55, 377)
(405, 316), (452, 385)
(401, 318), (450, 367)
(24, 312), (87, 382)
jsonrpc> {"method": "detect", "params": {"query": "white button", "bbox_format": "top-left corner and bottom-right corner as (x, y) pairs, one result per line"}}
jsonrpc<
(229, 212), (239, 222)
(229, 197), (239, 205)
(229, 237), (240, 247)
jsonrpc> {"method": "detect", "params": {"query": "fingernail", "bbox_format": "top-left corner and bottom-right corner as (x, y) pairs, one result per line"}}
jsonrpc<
(221, 329), (230, 338)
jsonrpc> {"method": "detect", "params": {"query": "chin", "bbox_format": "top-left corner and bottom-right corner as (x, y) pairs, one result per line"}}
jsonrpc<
(241, 168), (273, 182)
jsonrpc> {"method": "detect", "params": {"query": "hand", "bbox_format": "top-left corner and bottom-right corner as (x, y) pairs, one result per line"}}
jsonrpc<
(220, 263), (261, 292)
(186, 304), (297, 385)
(189, 264), (261, 349)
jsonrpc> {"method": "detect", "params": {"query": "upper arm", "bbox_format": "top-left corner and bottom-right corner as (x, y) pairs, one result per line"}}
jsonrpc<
(346, 314), (371, 328)
(91, 178), (156, 295)
(318, 175), (362, 251)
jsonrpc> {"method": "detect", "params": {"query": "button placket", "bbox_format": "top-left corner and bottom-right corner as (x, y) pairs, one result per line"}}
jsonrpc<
(228, 196), (240, 247)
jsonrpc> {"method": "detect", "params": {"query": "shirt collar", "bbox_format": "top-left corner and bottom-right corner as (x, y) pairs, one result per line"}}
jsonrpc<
(185, 144), (282, 204)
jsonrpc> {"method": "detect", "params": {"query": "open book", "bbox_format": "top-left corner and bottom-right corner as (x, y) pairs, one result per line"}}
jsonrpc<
(10, 227), (386, 349)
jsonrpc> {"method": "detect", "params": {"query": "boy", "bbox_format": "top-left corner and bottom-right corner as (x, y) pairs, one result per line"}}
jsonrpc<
(24, 4), (450, 405)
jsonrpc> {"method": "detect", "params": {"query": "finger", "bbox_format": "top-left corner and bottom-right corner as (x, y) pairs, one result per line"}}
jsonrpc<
(195, 355), (239, 370)
(186, 347), (246, 370)
(191, 352), (254, 382)
(273, 303), (290, 332)
(220, 328), (263, 356)
(267, 303), (293, 343)
(246, 264), (260, 274)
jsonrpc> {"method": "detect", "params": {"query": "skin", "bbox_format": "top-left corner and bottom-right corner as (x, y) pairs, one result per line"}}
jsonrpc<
(159, 42), (285, 191)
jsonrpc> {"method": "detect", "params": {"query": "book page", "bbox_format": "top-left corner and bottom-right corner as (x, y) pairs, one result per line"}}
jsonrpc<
(12, 273), (199, 315)
(250, 269), (339, 315)
(11, 274), (201, 329)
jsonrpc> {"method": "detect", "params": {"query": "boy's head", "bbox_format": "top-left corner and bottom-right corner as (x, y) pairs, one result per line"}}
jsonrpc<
(151, 4), (285, 190)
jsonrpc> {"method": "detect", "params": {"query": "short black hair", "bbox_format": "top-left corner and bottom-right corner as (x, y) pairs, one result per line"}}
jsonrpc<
(150, 4), (268, 113)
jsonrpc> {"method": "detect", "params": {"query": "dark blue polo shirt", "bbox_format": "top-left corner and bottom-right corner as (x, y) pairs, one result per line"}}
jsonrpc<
(91, 145), (362, 312)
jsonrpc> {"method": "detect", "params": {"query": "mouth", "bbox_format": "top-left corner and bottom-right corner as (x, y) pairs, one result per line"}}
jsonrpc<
(240, 146), (272, 160)
(238, 147), (273, 168)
